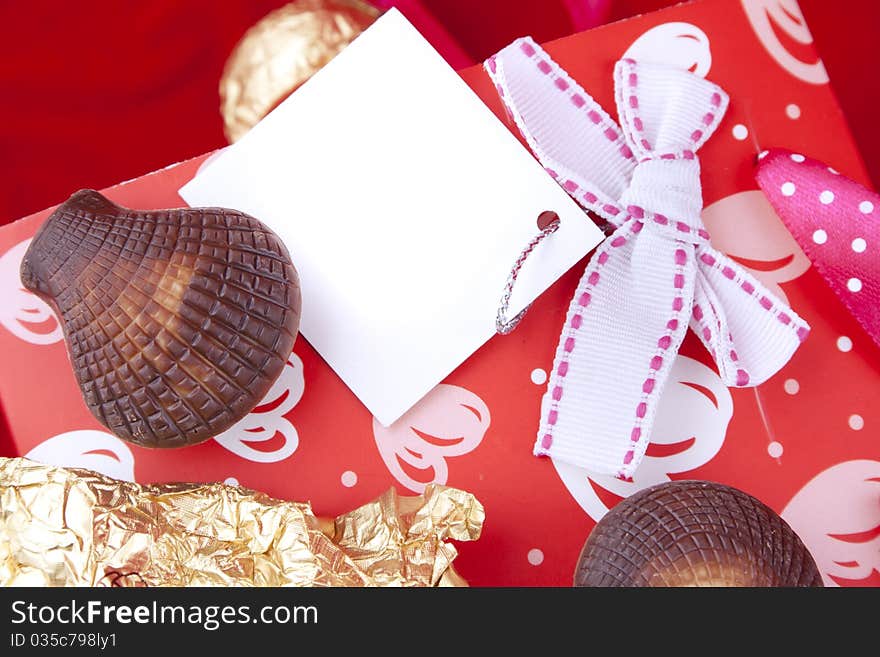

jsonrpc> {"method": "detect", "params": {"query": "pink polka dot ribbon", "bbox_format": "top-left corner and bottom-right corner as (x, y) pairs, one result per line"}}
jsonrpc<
(756, 148), (880, 348)
(486, 38), (809, 478)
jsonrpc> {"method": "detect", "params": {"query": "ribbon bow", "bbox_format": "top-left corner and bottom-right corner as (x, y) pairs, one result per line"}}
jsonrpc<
(487, 39), (809, 478)
(756, 148), (880, 348)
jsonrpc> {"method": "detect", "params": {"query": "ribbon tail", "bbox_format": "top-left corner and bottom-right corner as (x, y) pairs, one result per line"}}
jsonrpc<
(692, 245), (810, 386)
(536, 222), (695, 478)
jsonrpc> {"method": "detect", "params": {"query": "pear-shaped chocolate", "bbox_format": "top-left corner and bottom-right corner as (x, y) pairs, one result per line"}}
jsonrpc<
(575, 480), (823, 587)
(20, 189), (301, 448)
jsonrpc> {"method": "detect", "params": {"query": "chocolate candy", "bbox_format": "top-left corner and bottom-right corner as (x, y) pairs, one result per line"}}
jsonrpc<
(20, 189), (301, 448)
(575, 480), (823, 587)
(220, 0), (379, 142)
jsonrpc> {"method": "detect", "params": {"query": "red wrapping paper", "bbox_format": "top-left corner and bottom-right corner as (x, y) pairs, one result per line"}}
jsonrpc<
(1, 0), (878, 586)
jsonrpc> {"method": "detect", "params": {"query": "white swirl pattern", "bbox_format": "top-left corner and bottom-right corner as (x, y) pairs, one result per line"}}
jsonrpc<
(26, 430), (136, 481)
(213, 355), (304, 463)
(782, 460), (880, 587)
(0, 239), (63, 345)
(622, 22), (712, 77)
(373, 383), (491, 494)
(741, 0), (829, 84)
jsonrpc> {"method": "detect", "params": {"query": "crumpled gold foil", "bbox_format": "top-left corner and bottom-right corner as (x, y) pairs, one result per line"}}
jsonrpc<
(220, 0), (380, 142)
(0, 457), (483, 587)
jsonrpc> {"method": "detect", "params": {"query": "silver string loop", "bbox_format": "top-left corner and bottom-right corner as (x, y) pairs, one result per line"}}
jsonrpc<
(495, 216), (560, 334)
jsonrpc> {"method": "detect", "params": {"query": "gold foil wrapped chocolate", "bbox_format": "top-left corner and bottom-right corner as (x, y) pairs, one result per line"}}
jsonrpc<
(220, 0), (380, 142)
(0, 457), (483, 587)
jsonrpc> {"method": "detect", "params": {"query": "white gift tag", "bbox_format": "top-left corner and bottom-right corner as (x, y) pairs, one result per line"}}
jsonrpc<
(179, 9), (603, 426)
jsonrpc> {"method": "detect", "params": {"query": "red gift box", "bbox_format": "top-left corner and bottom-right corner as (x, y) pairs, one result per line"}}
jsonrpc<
(1, 0), (878, 586)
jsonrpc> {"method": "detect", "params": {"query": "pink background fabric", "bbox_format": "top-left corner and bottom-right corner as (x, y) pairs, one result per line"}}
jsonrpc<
(757, 148), (880, 347)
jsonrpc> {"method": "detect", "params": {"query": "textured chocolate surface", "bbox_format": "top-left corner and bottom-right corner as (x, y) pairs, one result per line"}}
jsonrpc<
(575, 480), (823, 587)
(20, 189), (301, 448)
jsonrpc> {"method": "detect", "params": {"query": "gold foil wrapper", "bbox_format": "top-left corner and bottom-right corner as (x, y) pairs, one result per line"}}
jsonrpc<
(0, 457), (483, 587)
(220, 0), (380, 142)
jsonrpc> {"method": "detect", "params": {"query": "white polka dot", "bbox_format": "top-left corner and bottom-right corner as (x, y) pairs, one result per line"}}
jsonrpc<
(341, 470), (358, 487)
(781, 182), (796, 196)
(812, 229), (827, 244)
(767, 441), (784, 458)
(790, 153), (805, 163)
(786, 103), (801, 119)
(783, 378), (800, 395)
(530, 368), (547, 385)
(860, 201), (874, 214)
(836, 336), (852, 352)
(758, 150), (769, 160)
(847, 278), (863, 293)
(224, 477), (239, 486)
(852, 238), (867, 253)
(819, 190), (835, 204)
(732, 124), (748, 140)
(849, 414), (864, 430)
(527, 548), (544, 566)
(828, 167), (839, 175)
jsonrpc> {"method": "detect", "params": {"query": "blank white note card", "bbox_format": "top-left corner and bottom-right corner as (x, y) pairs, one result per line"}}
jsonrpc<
(180, 9), (603, 426)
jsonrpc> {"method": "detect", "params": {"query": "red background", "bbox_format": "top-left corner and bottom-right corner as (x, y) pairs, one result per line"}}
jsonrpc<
(1, 0), (878, 229)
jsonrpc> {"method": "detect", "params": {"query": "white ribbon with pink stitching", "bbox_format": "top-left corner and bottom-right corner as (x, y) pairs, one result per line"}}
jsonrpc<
(486, 38), (810, 478)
